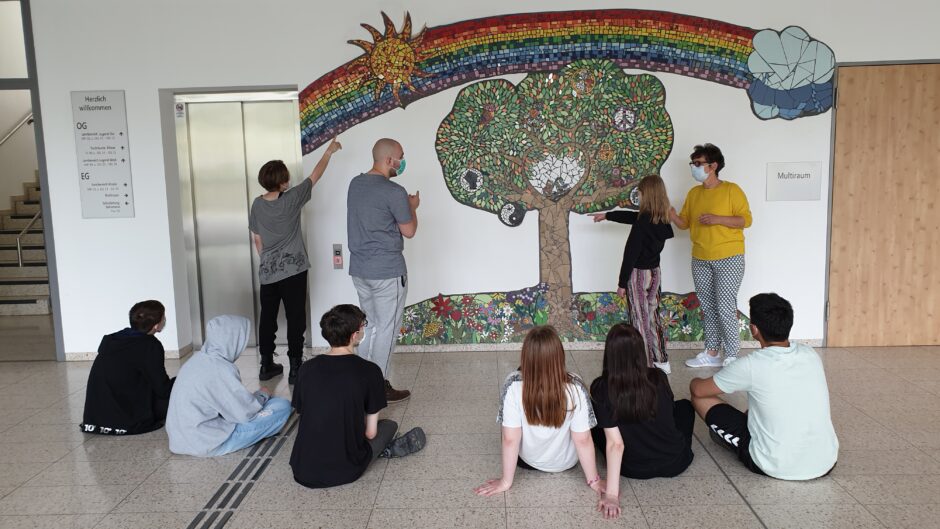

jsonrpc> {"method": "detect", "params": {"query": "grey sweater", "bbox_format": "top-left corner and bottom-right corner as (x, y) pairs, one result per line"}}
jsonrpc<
(166, 315), (269, 456)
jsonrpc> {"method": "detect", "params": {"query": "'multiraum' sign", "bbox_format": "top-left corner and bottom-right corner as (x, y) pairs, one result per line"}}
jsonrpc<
(766, 161), (822, 201)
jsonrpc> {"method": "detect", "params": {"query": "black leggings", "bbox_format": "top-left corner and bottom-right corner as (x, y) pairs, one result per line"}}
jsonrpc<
(592, 399), (695, 479)
(258, 271), (307, 360)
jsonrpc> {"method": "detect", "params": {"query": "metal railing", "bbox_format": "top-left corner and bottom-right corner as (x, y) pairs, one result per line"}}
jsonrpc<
(16, 211), (41, 267)
(0, 113), (34, 149)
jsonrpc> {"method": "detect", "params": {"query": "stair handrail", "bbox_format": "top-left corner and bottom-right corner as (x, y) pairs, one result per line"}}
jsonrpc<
(16, 210), (42, 267)
(0, 113), (34, 149)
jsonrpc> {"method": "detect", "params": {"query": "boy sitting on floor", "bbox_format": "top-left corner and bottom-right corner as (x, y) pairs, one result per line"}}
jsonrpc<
(690, 293), (839, 479)
(290, 304), (426, 488)
(81, 300), (175, 435)
(166, 315), (292, 456)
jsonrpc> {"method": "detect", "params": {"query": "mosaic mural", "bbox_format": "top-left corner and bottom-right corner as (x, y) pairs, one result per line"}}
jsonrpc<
(296, 10), (832, 344)
(299, 10), (835, 153)
(399, 287), (751, 345)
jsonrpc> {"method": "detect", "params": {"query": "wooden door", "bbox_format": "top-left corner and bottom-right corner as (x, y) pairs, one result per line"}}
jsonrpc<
(828, 64), (940, 346)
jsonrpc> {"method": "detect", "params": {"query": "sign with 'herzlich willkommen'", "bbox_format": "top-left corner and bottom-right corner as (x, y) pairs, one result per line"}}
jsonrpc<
(71, 90), (135, 218)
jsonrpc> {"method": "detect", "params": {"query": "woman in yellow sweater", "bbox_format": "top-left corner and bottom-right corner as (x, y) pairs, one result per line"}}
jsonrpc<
(669, 144), (752, 367)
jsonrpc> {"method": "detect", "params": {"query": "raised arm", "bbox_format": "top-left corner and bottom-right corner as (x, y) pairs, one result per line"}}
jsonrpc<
(306, 138), (342, 187)
(603, 211), (639, 224)
(590, 211), (639, 224)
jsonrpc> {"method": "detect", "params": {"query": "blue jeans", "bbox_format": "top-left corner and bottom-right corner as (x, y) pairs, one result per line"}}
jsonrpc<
(212, 397), (292, 456)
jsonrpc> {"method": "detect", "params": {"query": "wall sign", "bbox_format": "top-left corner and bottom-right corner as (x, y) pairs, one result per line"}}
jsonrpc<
(766, 161), (822, 201)
(71, 90), (135, 218)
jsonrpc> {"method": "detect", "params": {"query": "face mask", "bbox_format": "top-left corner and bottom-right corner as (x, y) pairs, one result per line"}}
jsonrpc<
(392, 158), (406, 177)
(691, 164), (708, 182)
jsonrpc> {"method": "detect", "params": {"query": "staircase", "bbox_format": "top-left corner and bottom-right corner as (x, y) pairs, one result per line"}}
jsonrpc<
(0, 180), (49, 315)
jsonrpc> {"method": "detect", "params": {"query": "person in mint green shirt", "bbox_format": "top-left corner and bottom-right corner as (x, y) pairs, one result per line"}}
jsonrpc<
(689, 293), (839, 480)
(669, 144), (752, 368)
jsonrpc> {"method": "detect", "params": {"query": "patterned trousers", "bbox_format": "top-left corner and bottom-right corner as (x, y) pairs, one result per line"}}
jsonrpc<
(626, 267), (668, 365)
(691, 254), (745, 358)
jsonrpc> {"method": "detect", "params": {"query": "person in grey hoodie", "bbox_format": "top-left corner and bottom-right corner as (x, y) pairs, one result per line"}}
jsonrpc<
(166, 315), (291, 456)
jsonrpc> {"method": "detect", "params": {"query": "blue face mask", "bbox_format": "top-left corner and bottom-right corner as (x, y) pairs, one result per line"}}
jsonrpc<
(393, 158), (406, 177)
(691, 164), (708, 182)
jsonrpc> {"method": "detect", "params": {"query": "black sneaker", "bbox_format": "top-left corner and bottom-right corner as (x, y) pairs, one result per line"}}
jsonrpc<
(288, 357), (303, 385)
(259, 362), (283, 381)
(380, 427), (427, 458)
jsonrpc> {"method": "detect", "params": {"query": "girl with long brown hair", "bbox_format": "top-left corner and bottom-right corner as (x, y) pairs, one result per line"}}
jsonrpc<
(591, 174), (675, 373)
(474, 326), (603, 497)
(590, 323), (694, 519)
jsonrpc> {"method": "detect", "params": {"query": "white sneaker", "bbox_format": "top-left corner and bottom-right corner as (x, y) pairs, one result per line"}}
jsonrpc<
(653, 361), (672, 374)
(722, 356), (737, 367)
(685, 350), (723, 368)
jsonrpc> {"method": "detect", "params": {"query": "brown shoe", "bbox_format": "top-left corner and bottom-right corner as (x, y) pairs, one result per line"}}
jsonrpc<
(385, 380), (411, 403)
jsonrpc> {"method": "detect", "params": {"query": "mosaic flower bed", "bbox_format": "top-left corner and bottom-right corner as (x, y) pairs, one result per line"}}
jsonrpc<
(398, 284), (751, 345)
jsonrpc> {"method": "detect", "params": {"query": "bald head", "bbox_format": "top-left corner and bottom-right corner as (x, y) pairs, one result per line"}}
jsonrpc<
(372, 138), (402, 163)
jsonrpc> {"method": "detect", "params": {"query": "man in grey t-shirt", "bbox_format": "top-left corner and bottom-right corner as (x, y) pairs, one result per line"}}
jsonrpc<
(347, 138), (419, 403)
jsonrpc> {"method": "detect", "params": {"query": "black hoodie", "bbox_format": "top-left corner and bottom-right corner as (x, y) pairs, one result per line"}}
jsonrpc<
(80, 329), (175, 435)
(606, 211), (674, 288)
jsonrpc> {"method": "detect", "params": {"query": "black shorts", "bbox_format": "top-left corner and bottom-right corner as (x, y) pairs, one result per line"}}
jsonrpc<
(704, 403), (766, 476)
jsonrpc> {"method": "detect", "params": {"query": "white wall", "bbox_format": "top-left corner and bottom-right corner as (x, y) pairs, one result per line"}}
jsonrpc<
(0, 1), (27, 79)
(30, 0), (940, 355)
(0, 2), (36, 207)
(0, 90), (37, 206)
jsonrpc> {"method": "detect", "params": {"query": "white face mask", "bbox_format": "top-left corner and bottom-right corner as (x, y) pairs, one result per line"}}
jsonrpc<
(691, 164), (708, 182)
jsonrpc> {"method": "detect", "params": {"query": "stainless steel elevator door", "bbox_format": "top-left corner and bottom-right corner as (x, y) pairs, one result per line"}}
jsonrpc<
(185, 99), (303, 347)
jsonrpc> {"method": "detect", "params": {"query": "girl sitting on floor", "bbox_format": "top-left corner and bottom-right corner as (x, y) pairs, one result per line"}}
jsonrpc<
(590, 323), (695, 519)
(475, 326), (604, 499)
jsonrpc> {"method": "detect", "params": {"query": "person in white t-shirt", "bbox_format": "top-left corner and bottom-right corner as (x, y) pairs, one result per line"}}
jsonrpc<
(475, 326), (604, 497)
(690, 293), (839, 480)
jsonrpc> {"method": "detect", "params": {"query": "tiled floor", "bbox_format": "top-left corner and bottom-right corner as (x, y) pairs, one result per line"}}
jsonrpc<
(0, 315), (56, 361)
(0, 346), (938, 528)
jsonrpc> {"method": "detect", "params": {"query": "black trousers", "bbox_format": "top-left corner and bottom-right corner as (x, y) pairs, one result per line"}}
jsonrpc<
(258, 271), (307, 360)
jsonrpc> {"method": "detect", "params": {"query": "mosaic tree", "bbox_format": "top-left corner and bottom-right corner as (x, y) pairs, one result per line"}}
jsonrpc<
(436, 60), (674, 333)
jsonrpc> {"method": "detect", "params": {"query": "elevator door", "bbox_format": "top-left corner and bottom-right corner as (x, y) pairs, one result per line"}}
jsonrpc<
(184, 98), (304, 347)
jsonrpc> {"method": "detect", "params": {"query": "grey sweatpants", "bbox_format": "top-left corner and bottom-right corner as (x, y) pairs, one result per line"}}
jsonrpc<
(352, 275), (408, 377)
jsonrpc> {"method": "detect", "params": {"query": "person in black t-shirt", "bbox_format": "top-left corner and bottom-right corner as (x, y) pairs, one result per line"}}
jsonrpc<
(81, 300), (175, 435)
(290, 304), (426, 488)
(590, 324), (694, 519)
(591, 175), (675, 374)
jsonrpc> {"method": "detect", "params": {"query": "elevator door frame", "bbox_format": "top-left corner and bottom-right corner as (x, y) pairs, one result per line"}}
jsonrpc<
(171, 89), (307, 350)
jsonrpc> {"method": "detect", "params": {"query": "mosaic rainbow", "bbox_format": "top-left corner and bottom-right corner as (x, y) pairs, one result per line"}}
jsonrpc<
(299, 10), (834, 153)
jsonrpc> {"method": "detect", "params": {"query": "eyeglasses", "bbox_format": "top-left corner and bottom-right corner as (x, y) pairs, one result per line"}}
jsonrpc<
(688, 160), (712, 167)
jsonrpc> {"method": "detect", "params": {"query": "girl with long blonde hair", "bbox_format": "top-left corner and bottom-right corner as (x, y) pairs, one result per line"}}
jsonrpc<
(475, 326), (603, 497)
(591, 174), (675, 373)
